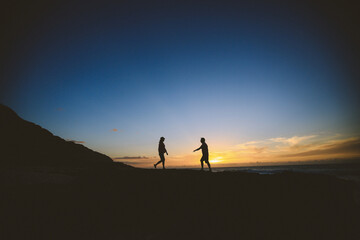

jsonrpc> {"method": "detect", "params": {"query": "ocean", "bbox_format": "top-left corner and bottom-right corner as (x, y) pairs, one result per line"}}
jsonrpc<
(212, 162), (360, 183)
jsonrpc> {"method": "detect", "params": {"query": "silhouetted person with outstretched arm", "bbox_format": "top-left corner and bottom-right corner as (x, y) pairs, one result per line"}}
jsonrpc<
(154, 137), (168, 169)
(193, 137), (212, 172)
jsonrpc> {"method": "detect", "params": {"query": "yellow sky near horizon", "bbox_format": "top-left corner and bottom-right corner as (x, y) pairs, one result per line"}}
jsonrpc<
(113, 134), (360, 168)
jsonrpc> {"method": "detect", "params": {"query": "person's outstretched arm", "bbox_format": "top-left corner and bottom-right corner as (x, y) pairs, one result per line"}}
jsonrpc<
(193, 146), (202, 152)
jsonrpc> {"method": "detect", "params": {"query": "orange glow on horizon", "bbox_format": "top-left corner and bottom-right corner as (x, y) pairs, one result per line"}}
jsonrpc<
(112, 134), (360, 168)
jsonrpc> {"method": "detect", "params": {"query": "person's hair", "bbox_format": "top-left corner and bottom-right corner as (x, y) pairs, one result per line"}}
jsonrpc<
(201, 137), (205, 142)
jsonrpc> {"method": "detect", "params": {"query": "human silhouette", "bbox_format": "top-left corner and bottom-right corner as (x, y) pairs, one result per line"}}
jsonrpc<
(154, 137), (168, 169)
(193, 138), (212, 172)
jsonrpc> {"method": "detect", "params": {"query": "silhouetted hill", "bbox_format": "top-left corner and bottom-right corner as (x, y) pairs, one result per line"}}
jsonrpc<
(0, 104), (131, 168)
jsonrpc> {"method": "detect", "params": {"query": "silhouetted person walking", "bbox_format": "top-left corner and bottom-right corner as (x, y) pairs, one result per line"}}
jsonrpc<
(193, 137), (211, 172)
(154, 137), (168, 169)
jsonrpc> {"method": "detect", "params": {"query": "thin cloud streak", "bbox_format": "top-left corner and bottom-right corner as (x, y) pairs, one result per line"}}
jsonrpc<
(67, 140), (85, 144)
(269, 135), (317, 145)
(113, 156), (149, 160)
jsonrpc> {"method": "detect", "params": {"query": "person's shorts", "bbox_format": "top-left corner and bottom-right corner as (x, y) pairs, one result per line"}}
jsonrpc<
(159, 153), (165, 162)
(201, 155), (209, 163)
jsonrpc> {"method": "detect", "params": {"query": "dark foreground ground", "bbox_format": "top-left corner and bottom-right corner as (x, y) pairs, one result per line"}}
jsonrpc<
(0, 165), (359, 240)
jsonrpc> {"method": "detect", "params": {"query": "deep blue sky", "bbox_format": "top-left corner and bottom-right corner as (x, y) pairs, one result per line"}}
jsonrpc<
(1, 0), (359, 166)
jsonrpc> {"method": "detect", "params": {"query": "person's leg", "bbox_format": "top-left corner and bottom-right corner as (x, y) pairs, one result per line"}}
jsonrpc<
(200, 160), (204, 170)
(154, 160), (161, 168)
(160, 154), (165, 169)
(207, 162), (212, 172)
(155, 154), (164, 168)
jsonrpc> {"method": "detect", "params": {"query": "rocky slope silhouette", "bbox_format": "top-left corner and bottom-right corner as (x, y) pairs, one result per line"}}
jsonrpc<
(0, 104), (130, 167)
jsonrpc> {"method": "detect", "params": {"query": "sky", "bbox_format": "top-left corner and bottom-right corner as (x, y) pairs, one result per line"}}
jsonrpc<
(1, 0), (360, 167)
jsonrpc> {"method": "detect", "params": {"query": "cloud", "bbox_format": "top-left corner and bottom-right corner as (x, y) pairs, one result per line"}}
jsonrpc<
(288, 144), (314, 151)
(252, 146), (268, 154)
(214, 134), (360, 166)
(111, 128), (123, 132)
(234, 140), (269, 154)
(120, 161), (146, 165)
(235, 140), (265, 149)
(270, 135), (317, 145)
(67, 140), (85, 144)
(244, 140), (264, 145)
(281, 138), (360, 158)
(113, 156), (149, 160)
(113, 156), (151, 166)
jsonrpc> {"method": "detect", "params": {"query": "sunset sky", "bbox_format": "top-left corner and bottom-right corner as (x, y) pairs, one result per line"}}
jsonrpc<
(1, 0), (359, 167)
